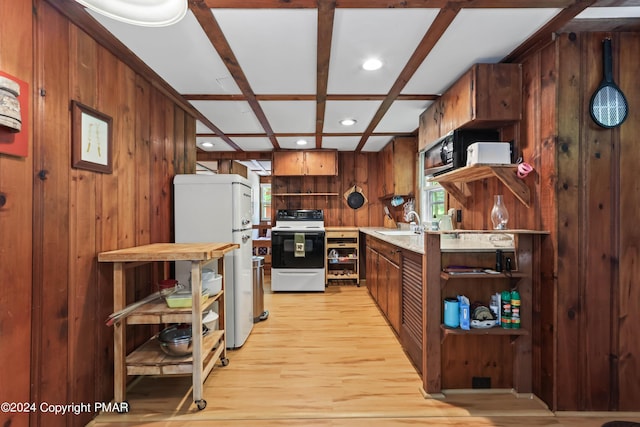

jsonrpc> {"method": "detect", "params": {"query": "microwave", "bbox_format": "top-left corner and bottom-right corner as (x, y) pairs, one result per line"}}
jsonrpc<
(423, 129), (500, 176)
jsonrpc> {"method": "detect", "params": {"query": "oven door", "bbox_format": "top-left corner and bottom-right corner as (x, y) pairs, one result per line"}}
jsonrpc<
(271, 230), (325, 269)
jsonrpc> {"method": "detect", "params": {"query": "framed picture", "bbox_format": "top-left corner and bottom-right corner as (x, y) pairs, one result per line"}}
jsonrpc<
(71, 100), (112, 173)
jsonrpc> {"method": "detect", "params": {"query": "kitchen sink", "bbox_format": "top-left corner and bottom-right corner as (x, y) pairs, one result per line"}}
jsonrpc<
(376, 230), (420, 236)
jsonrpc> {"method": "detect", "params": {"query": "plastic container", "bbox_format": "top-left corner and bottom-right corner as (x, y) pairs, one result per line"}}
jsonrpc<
(501, 290), (512, 328)
(165, 291), (209, 308)
(443, 297), (459, 328)
(511, 289), (521, 329)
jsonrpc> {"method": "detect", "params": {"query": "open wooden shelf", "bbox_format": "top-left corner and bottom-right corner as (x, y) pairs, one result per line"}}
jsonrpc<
(125, 291), (223, 325)
(126, 330), (224, 376)
(429, 165), (530, 207)
(440, 324), (529, 338)
(273, 192), (339, 196)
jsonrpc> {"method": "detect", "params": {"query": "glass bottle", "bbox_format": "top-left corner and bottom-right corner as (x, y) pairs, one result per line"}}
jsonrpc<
(490, 195), (509, 230)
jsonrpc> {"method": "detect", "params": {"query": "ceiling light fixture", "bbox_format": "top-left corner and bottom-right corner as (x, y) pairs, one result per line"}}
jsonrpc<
(74, 0), (188, 27)
(340, 118), (357, 126)
(201, 141), (214, 148)
(296, 139), (308, 146)
(362, 58), (383, 71)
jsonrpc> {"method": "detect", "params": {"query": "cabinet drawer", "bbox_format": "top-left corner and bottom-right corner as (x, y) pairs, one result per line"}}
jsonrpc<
(326, 230), (358, 239)
(367, 237), (401, 265)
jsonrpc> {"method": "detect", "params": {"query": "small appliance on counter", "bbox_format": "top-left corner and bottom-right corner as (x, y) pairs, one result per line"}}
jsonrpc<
(422, 129), (500, 176)
(466, 142), (512, 166)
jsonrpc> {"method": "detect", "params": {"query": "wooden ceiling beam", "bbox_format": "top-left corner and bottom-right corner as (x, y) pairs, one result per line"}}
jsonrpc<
(189, 0), (280, 150)
(504, 0), (598, 63)
(316, 0), (336, 149)
(355, 6), (460, 151)
(182, 94), (439, 101)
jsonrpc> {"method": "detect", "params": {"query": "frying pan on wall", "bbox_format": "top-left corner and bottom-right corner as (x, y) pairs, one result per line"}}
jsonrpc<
(343, 185), (368, 210)
(589, 38), (628, 129)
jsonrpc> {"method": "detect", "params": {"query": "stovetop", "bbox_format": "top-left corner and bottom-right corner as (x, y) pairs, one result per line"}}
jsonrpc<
(273, 209), (325, 231)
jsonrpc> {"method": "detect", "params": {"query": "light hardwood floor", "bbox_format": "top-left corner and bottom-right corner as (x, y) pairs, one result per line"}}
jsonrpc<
(89, 278), (640, 427)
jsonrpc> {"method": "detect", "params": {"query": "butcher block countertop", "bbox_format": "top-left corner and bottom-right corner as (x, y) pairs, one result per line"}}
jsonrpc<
(98, 242), (239, 262)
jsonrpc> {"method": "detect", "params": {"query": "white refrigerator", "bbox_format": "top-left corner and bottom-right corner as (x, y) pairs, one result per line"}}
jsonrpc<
(173, 174), (254, 348)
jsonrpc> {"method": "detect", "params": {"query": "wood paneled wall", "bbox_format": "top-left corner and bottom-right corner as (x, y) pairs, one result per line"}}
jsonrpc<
(0, 2), (34, 427)
(272, 151), (387, 227)
(0, 2), (196, 426)
(447, 31), (639, 411)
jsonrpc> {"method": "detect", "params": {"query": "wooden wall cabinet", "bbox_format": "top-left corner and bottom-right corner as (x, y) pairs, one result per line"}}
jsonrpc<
(418, 63), (522, 151)
(379, 137), (417, 198)
(272, 150), (338, 176)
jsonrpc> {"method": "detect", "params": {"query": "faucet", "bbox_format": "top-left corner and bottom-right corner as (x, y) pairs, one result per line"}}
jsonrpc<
(406, 211), (422, 233)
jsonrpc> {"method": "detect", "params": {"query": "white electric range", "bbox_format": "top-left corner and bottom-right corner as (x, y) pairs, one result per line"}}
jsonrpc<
(270, 209), (326, 292)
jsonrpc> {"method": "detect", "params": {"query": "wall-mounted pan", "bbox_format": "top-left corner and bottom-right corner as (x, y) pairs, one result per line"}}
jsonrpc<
(590, 38), (628, 129)
(343, 185), (367, 210)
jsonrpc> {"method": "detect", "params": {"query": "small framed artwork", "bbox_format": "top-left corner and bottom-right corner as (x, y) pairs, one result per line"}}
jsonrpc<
(71, 100), (112, 173)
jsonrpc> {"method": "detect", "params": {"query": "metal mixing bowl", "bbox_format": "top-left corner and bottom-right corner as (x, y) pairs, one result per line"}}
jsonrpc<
(157, 324), (209, 357)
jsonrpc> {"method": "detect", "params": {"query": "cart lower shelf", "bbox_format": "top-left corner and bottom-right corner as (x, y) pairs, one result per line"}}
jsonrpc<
(126, 329), (225, 376)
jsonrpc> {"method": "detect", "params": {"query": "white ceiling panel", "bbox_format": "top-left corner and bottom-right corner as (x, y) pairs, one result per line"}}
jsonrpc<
(361, 136), (395, 152)
(576, 7), (640, 19)
(321, 136), (361, 151)
(402, 8), (561, 95)
(277, 137), (316, 149)
(228, 137), (274, 152)
(213, 9), (317, 94)
(196, 137), (234, 151)
(328, 9), (439, 95)
(375, 100), (434, 133)
(323, 100), (382, 133)
(190, 101), (263, 133)
(88, 10), (241, 94)
(259, 101), (316, 133)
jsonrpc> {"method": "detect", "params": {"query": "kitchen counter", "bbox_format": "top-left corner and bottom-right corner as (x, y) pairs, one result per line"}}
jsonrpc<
(359, 227), (425, 254)
(359, 227), (520, 253)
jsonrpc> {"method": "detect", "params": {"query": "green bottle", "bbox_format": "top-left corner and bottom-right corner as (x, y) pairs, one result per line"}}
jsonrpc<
(501, 290), (511, 329)
(511, 289), (521, 329)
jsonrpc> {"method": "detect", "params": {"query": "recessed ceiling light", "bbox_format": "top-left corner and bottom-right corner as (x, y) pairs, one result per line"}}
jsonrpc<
(296, 139), (308, 146)
(362, 58), (383, 71)
(201, 141), (214, 148)
(340, 118), (357, 126)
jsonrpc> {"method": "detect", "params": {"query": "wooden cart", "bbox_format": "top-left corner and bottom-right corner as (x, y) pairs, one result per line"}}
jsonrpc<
(98, 242), (238, 410)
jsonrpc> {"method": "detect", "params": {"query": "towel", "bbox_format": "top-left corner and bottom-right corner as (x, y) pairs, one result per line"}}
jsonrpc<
(294, 233), (305, 257)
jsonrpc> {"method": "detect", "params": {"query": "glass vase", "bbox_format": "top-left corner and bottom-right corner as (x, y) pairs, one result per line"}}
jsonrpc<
(490, 195), (509, 230)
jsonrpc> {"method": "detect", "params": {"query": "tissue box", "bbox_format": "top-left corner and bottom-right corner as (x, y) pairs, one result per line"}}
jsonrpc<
(466, 142), (511, 166)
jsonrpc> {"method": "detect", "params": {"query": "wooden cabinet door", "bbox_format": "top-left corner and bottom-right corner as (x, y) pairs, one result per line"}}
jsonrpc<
(439, 63), (522, 135)
(391, 137), (417, 197)
(419, 102), (442, 151)
(366, 246), (378, 302)
(386, 256), (401, 334)
(377, 253), (389, 316)
(272, 151), (304, 176)
(304, 151), (337, 176)
(380, 143), (393, 197)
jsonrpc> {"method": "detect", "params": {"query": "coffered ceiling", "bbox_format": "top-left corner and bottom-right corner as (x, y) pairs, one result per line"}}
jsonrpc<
(57, 0), (640, 157)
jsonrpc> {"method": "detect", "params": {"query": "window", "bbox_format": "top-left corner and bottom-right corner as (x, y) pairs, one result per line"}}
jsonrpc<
(260, 183), (271, 222)
(419, 151), (446, 225)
